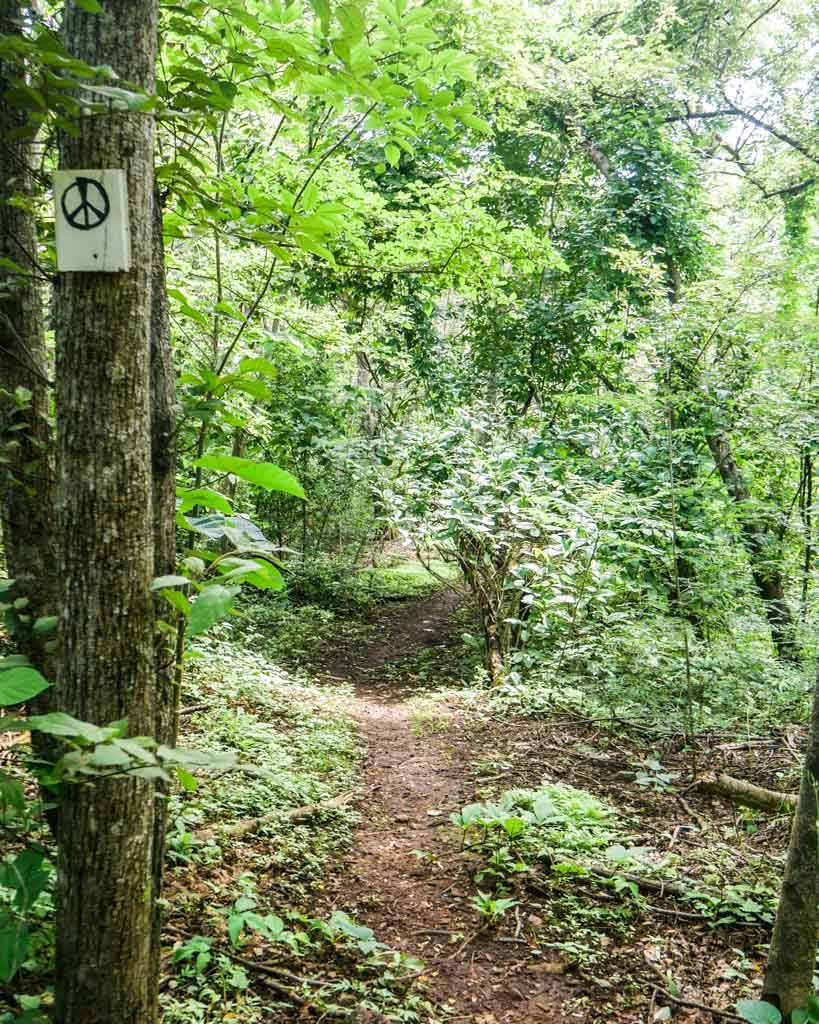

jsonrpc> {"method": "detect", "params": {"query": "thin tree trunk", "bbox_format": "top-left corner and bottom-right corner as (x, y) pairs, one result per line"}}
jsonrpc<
(149, 186), (177, 1004)
(761, 661), (819, 1018)
(55, 2), (159, 1021)
(799, 450), (812, 621)
(707, 430), (799, 661)
(0, 0), (57, 677)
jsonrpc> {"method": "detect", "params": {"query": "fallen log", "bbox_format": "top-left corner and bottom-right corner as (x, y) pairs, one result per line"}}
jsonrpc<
(196, 790), (355, 842)
(698, 772), (797, 813)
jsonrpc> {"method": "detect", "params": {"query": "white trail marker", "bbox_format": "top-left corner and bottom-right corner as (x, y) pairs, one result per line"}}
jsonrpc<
(54, 169), (131, 272)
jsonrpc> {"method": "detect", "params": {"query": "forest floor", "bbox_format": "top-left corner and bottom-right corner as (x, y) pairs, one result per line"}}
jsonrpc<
(305, 587), (789, 1024)
(314, 589), (582, 1023)
(157, 570), (800, 1024)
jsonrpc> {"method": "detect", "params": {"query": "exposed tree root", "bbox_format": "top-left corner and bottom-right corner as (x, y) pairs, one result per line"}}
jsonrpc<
(698, 772), (797, 813)
(196, 790), (355, 841)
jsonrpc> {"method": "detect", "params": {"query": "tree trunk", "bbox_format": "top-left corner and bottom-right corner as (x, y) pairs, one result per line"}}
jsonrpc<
(54, 2), (159, 1022)
(761, 661), (819, 1018)
(0, 0), (57, 677)
(149, 186), (177, 1004)
(707, 430), (799, 661)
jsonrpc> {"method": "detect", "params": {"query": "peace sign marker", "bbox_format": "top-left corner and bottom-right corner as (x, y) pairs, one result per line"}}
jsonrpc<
(60, 177), (111, 232)
(54, 169), (131, 273)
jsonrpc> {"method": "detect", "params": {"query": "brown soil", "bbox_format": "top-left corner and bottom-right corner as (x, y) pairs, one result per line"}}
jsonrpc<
(323, 699), (580, 1023)
(316, 593), (582, 1021)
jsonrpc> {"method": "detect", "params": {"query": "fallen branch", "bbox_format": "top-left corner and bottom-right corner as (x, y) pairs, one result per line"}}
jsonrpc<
(196, 791), (355, 841)
(652, 985), (745, 1022)
(698, 772), (797, 813)
(179, 702), (210, 717)
(571, 862), (691, 898)
(644, 953), (745, 1021)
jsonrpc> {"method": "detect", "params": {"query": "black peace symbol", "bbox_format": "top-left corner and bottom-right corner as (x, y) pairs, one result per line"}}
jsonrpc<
(60, 176), (111, 231)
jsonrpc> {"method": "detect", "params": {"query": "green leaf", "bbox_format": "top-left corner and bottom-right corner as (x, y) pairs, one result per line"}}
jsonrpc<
(385, 142), (401, 167)
(151, 575), (190, 591)
(32, 616), (58, 636)
(161, 589), (191, 617)
(228, 913), (245, 946)
(193, 455), (305, 498)
(175, 766), (198, 792)
(0, 849), (50, 913)
(329, 911), (374, 943)
(0, 667), (50, 707)
(187, 584), (238, 636)
(736, 1001), (782, 1024)
(89, 743), (132, 769)
(25, 712), (107, 743)
(337, 2), (366, 43)
(177, 487), (233, 515)
(216, 558), (284, 591)
(309, 0), (331, 33)
(74, 0), (103, 11)
(0, 919), (28, 983)
(0, 772), (25, 815)
(236, 357), (278, 378)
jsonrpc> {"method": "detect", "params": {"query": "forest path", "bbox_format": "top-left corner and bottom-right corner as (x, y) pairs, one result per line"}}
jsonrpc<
(317, 590), (576, 1024)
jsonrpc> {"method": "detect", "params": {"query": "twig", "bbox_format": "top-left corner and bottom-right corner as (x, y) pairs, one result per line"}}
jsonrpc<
(448, 924), (487, 959)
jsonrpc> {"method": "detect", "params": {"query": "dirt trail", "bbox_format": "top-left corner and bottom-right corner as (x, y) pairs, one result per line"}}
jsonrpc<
(319, 593), (577, 1023)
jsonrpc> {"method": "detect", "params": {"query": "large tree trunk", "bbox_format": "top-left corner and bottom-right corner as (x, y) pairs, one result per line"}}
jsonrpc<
(0, 0), (57, 677)
(54, 1), (160, 1021)
(761, 661), (819, 1017)
(707, 430), (799, 661)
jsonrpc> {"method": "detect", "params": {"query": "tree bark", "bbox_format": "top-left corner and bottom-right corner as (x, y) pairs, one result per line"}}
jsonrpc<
(0, 0), (57, 678)
(762, 662), (819, 1018)
(707, 430), (799, 661)
(148, 185), (176, 1005)
(54, 2), (159, 1022)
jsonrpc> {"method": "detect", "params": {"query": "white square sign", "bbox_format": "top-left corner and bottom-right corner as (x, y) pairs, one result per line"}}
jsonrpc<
(54, 169), (131, 272)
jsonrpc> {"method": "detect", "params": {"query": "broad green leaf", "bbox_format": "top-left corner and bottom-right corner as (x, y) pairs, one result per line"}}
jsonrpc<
(0, 667), (50, 707)
(736, 1001), (782, 1024)
(193, 455), (305, 498)
(0, 919), (28, 983)
(32, 616), (58, 636)
(187, 584), (238, 636)
(25, 712), (107, 743)
(177, 487), (233, 515)
(74, 0), (103, 11)
(237, 356), (278, 378)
